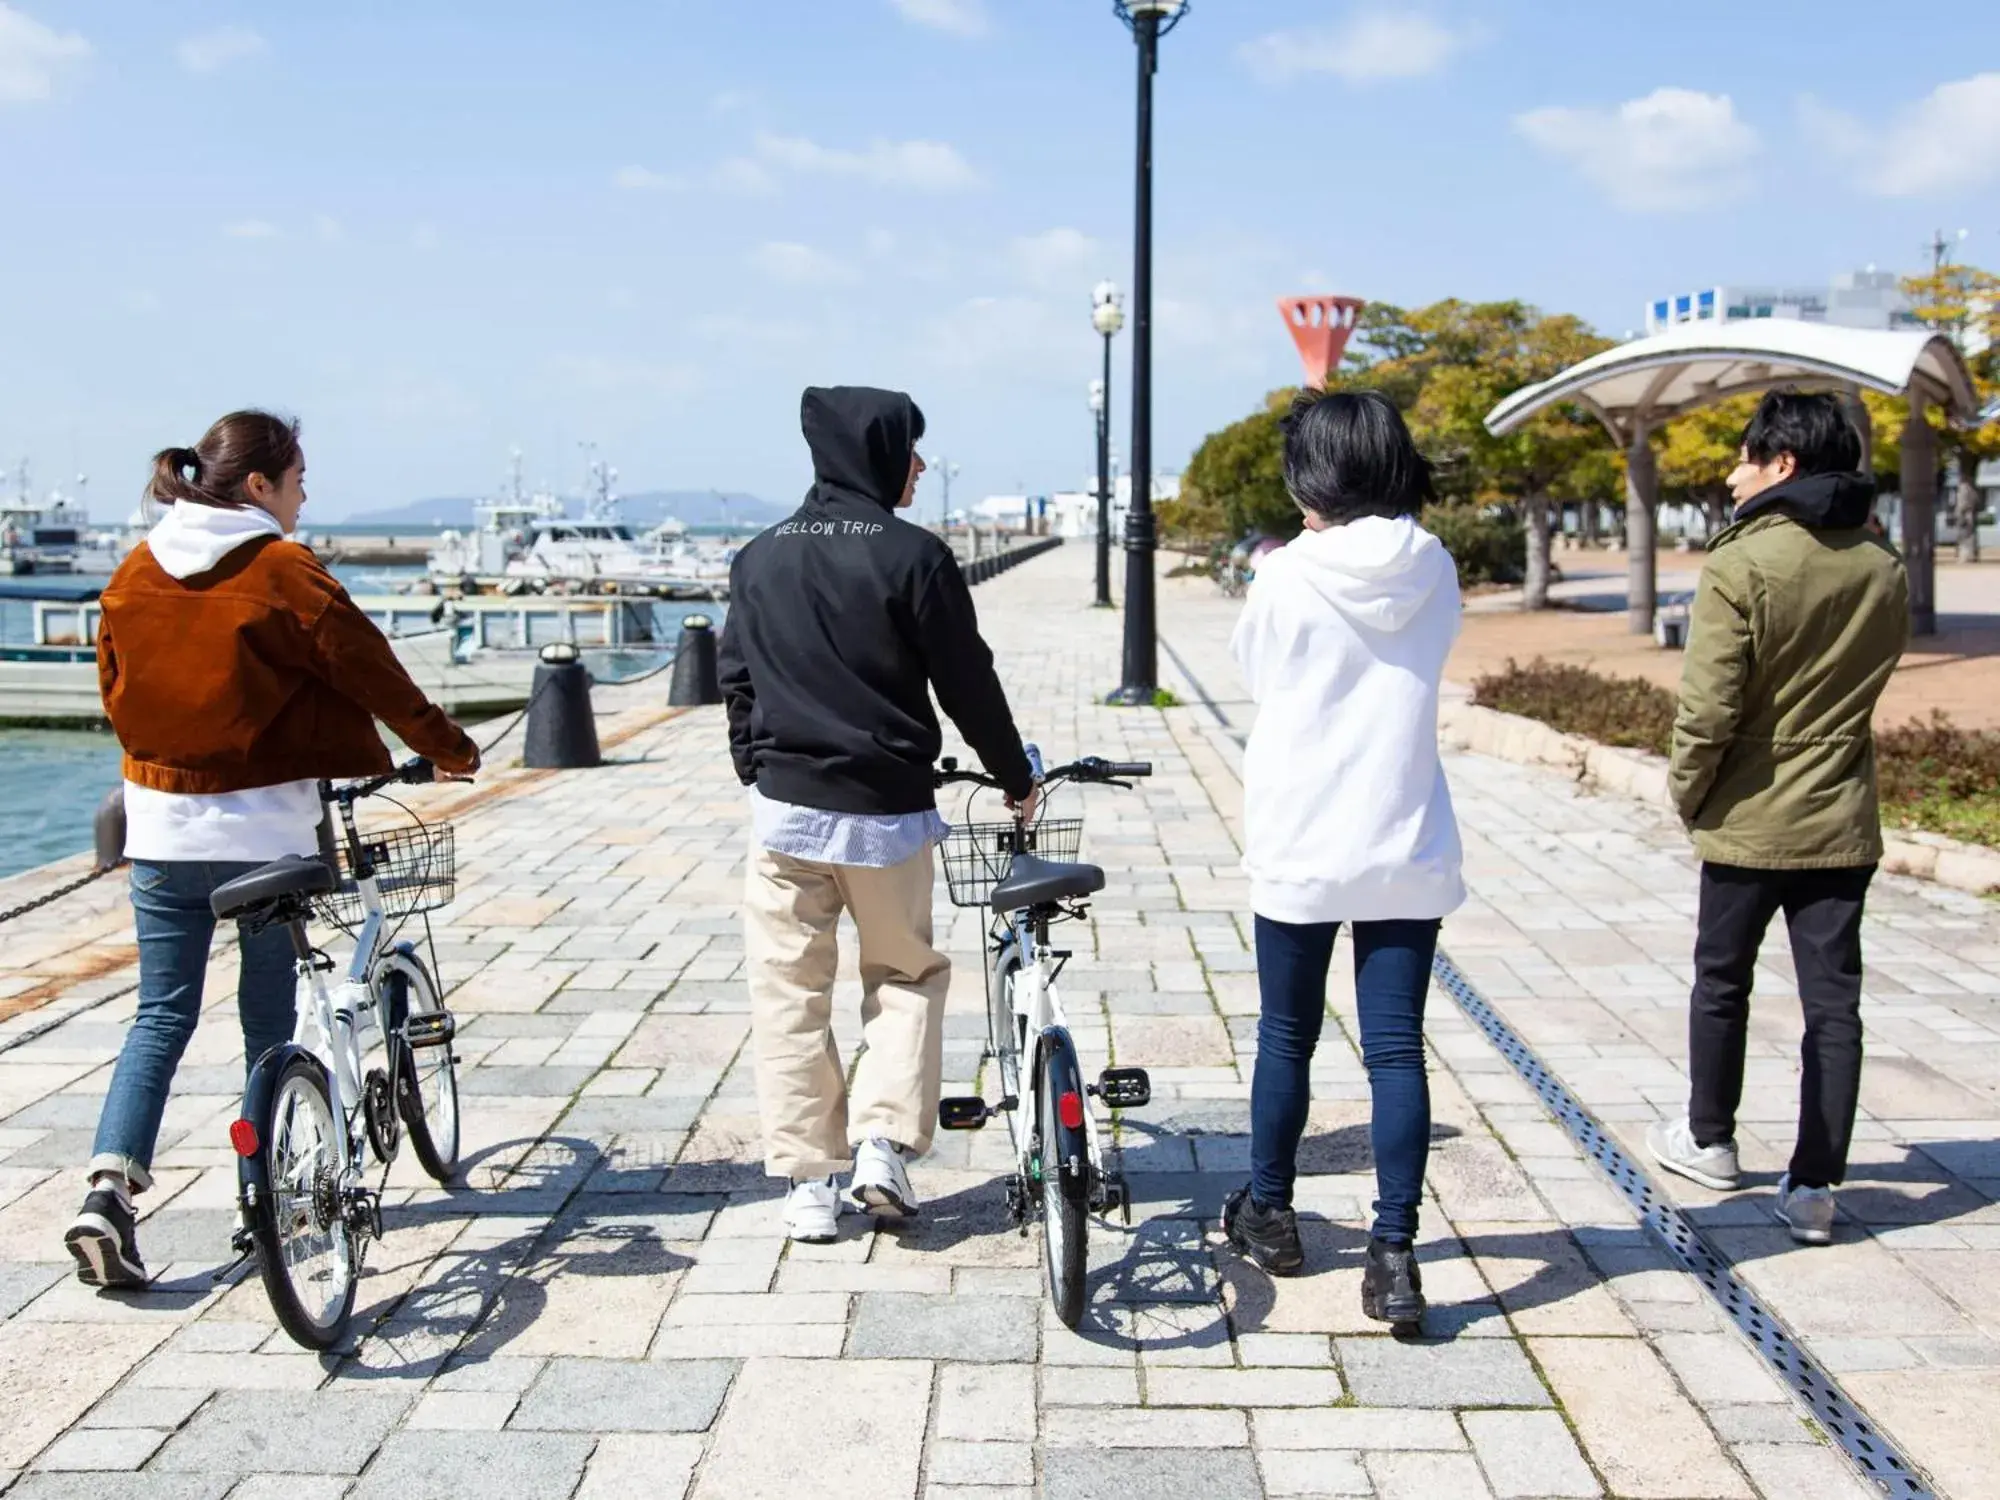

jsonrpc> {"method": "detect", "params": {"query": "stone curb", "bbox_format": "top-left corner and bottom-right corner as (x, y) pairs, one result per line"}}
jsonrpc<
(1437, 698), (2000, 897)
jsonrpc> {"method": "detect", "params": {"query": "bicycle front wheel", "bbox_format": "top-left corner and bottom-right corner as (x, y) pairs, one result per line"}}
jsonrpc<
(988, 947), (1023, 1103)
(1038, 1045), (1088, 1329)
(382, 952), (459, 1182)
(251, 1053), (357, 1350)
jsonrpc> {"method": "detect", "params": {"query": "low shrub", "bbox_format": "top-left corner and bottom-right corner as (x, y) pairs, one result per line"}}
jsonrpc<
(1426, 503), (1525, 587)
(1471, 662), (2000, 849)
(1470, 658), (1675, 754)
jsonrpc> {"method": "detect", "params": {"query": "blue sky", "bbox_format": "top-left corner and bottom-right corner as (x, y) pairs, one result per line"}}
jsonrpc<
(2, 1), (1996, 521)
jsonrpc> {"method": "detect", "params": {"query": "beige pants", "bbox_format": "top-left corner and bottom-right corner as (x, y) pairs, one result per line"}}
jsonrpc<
(743, 844), (951, 1179)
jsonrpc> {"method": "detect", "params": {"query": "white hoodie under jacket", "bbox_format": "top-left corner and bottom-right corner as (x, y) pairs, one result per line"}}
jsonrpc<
(1230, 515), (1466, 926)
(121, 504), (323, 864)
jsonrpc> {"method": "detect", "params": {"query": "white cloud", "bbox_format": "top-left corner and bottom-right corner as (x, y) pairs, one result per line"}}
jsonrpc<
(613, 164), (680, 192)
(0, 4), (89, 103)
(223, 219), (280, 239)
(889, 0), (990, 39)
(1515, 88), (1759, 213)
(1010, 227), (1101, 289)
(1801, 73), (2000, 197)
(751, 241), (853, 286)
(752, 131), (979, 192)
(176, 26), (266, 74)
(714, 156), (779, 197)
(547, 354), (701, 398)
(1241, 11), (1473, 83)
(710, 89), (755, 115)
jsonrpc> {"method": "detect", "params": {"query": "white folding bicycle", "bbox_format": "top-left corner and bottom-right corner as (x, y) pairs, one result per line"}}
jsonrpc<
(934, 748), (1154, 1327)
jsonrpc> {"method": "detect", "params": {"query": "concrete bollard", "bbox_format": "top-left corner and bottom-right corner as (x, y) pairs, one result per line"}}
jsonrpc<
(524, 642), (602, 769)
(93, 788), (126, 872)
(668, 614), (723, 707)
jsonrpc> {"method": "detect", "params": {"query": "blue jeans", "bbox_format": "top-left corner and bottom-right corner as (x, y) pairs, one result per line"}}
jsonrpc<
(90, 861), (299, 1190)
(1250, 915), (1441, 1242)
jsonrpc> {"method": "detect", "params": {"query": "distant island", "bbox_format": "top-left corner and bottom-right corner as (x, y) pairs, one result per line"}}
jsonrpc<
(341, 489), (788, 530)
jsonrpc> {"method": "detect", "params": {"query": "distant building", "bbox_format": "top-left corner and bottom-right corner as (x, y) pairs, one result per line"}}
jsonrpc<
(1644, 268), (1920, 337)
(972, 473), (1179, 539)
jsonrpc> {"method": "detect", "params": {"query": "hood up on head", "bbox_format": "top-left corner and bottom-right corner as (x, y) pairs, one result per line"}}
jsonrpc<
(146, 501), (284, 581)
(1733, 470), (1878, 531)
(1276, 515), (1456, 633)
(800, 386), (927, 512)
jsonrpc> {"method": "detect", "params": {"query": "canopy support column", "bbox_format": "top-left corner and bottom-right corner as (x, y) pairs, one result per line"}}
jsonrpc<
(1902, 395), (1937, 636)
(1626, 425), (1658, 635)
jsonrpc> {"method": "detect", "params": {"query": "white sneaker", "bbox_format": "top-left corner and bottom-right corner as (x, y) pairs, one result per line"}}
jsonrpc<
(784, 1177), (840, 1244)
(1646, 1117), (1741, 1192)
(1775, 1174), (1836, 1246)
(847, 1138), (919, 1220)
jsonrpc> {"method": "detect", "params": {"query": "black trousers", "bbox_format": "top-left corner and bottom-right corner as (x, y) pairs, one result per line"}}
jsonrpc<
(1688, 862), (1874, 1189)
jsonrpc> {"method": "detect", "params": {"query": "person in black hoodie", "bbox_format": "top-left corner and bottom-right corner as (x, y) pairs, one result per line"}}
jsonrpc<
(720, 386), (1037, 1243)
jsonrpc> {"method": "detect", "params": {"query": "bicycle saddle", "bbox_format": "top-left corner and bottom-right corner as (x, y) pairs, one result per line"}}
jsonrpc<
(210, 855), (336, 921)
(989, 853), (1105, 913)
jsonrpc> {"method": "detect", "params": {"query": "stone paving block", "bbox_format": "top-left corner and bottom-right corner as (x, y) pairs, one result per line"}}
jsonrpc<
(936, 1363), (1034, 1442)
(1462, 1409), (1601, 1497)
(2, 1477), (234, 1500)
(1041, 1447), (1262, 1500)
(1040, 1364), (1141, 1405)
(575, 1434), (706, 1500)
(1654, 1330), (1791, 1404)
(693, 1358), (928, 1500)
(0, 1321), (171, 1468)
(76, 1383), (209, 1430)
(1256, 1449), (1372, 1496)
(1844, 1369), (2000, 1500)
(132, 1350), (326, 1391)
(926, 1440), (1035, 1486)
(151, 1388), (409, 1475)
(1042, 1407), (1248, 1448)
(1531, 1335), (1752, 1498)
(1365, 1450), (1495, 1499)
(225, 1478), (353, 1500)
(1144, 1367), (1343, 1407)
(1734, 1442), (1884, 1500)
(348, 1431), (596, 1500)
(31, 1425), (169, 1471)
(847, 1291), (1037, 1362)
(511, 1356), (734, 1431)
(1253, 1407), (1467, 1450)
(1335, 1334), (1550, 1408)
(409, 1390), (518, 1429)
(0, 1261), (64, 1320)
(1235, 1332), (1334, 1367)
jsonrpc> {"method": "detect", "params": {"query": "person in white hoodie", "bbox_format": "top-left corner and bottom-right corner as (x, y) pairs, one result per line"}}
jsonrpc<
(1221, 389), (1463, 1332)
(65, 411), (480, 1288)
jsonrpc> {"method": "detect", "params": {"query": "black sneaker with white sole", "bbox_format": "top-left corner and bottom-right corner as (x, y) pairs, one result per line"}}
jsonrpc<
(65, 1187), (148, 1289)
(1222, 1186), (1305, 1275)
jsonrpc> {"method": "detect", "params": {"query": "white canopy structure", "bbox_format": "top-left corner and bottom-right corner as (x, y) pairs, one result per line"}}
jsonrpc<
(1484, 321), (1979, 635)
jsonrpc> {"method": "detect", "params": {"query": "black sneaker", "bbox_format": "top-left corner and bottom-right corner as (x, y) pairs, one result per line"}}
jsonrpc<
(1361, 1236), (1425, 1331)
(1222, 1186), (1304, 1275)
(65, 1187), (148, 1289)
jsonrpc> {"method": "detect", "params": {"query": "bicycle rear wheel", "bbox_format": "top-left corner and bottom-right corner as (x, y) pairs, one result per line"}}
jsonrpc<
(250, 1053), (356, 1350)
(1038, 1045), (1088, 1329)
(988, 947), (1023, 1103)
(382, 951), (459, 1181)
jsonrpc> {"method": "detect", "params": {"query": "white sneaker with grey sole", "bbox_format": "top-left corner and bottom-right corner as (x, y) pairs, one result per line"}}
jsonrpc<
(1645, 1116), (1741, 1191)
(1775, 1174), (1836, 1245)
(847, 1137), (919, 1220)
(784, 1177), (841, 1244)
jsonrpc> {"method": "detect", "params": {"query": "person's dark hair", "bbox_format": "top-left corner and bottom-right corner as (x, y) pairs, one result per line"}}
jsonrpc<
(147, 410), (302, 509)
(1738, 389), (1862, 478)
(1281, 388), (1435, 524)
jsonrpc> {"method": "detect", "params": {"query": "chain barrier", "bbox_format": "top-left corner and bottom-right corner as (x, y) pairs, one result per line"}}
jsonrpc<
(0, 862), (115, 928)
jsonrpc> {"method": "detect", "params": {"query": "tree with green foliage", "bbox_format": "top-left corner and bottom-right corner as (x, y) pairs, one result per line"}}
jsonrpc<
(1902, 262), (2000, 561)
(1174, 389), (1299, 546)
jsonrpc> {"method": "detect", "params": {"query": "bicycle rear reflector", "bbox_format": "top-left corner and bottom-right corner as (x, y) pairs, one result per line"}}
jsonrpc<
(229, 1119), (260, 1157)
(1058, 1091), (1085, 1130)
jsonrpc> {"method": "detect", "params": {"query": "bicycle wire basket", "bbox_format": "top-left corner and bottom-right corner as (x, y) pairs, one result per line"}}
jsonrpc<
(939, 818), (1083, 909)
(311, 821), (457, 930)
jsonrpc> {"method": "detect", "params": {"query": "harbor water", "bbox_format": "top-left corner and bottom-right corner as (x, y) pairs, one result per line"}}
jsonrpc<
(0, 562), (716, 880)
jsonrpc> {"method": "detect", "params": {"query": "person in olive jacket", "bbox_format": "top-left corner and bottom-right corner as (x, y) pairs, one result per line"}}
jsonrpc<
(1649, 389), (1909, 1247)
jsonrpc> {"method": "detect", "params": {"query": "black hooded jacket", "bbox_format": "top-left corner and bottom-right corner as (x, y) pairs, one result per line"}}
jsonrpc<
(718, 386), (1034, 815)
(1731, 469), (1877, 530)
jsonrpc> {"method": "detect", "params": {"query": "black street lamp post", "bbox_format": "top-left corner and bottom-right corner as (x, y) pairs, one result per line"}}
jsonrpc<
(1090, 280), (1124, 609)
(1108, 0), (1186, 705)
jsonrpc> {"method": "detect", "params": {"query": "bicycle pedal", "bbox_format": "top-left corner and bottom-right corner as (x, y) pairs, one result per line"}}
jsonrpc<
(211, 1228), (257, 1284)
(403, 1011), (457, 1049)
(938, 1096), (991, 1131)
(1092, 1067), (1151, 1109)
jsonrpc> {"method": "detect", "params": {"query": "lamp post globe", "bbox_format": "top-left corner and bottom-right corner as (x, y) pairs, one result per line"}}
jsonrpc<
(1107, 0), (1184, 701)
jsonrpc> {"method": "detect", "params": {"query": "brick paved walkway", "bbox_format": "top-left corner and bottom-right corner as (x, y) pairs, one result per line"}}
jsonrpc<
(0, 542), (1993, 1497)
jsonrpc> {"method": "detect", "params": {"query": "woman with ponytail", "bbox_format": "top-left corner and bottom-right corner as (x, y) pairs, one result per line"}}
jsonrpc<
(65, 410), (481, 1289)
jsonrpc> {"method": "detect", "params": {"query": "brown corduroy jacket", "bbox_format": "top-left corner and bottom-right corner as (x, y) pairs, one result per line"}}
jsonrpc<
(98, 535), (478, 794)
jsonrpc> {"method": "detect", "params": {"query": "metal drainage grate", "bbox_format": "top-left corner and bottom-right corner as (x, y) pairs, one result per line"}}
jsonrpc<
(1431, 951), (1936, 1500)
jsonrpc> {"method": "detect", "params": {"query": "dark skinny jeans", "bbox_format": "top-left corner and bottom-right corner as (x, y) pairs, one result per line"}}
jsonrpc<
(1250, 915), (1441, 1242)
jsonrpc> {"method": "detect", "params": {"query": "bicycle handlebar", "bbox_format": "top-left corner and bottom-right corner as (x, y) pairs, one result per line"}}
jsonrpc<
(323, 757), (472, 805)
(934, 753), (1153, 792)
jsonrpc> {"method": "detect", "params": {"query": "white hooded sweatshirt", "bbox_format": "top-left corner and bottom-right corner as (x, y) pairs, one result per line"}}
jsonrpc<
(1231, 515), (1465, 925)
(121, 503), (323, 863)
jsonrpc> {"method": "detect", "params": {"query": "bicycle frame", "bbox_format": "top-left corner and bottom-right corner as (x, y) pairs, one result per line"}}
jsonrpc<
(994, 912), (1108, 1189)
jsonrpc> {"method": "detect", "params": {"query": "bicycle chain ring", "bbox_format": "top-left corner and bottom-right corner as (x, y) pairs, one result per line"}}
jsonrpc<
(363, 1067), (399, 1162)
